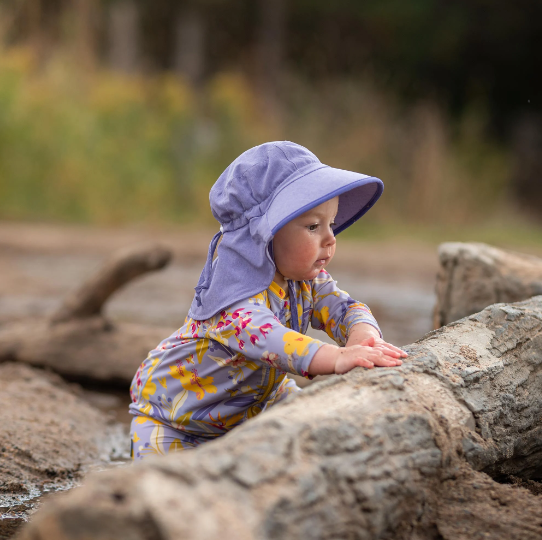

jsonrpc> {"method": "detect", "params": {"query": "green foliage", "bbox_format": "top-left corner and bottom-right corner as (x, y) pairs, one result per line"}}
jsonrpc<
(0, 47), (512, 228)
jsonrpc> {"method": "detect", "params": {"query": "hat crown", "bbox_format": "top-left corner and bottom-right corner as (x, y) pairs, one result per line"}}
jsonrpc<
(210, 141), (320, 226)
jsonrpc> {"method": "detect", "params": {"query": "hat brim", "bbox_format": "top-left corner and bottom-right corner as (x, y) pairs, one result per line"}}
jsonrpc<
(267, 165), (383, 235)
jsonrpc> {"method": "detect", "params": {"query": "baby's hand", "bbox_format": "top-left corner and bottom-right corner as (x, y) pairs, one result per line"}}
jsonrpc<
(334, 337), (402, 374)
(309, 336), (407, 376)
(359, 336), (407, 363)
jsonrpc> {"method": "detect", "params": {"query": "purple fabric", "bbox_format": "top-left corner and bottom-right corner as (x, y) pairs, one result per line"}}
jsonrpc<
(188, 141), (383, 320)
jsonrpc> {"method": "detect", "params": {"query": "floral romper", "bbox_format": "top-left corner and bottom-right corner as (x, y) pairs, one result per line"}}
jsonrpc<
(129, 269), (380, 460)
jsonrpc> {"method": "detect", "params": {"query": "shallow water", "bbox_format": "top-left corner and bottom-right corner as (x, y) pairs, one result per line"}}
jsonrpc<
(0, 425), (131, 539)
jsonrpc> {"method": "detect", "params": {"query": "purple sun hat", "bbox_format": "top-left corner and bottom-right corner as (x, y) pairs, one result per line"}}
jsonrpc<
(188, 141), (383, 320)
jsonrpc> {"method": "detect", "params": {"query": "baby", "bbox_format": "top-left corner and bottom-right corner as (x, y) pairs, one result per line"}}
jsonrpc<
(129, 141), (407, 460)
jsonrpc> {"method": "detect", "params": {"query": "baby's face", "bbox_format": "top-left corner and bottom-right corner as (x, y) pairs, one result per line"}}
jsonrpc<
(273, 196), (338, 283)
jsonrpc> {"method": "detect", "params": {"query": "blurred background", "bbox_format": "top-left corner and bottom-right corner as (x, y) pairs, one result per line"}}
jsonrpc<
(0, 0), (541, 346)
(0, 0), (541, 237)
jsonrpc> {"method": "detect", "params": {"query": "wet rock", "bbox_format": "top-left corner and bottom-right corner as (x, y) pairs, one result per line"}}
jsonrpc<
(0, 363), (129, 538)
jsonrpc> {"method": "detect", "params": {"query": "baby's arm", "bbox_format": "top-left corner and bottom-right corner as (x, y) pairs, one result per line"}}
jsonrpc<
(309, 272), (407, 375)
(311, 271), (381, 345)
(208, 297), (327, 378)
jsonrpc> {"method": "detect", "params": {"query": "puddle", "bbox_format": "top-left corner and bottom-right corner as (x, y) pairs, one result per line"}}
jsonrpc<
(0, 415), (131, 539)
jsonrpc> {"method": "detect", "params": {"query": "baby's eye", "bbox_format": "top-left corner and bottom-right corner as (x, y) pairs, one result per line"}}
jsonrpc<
(307, 224), (319, 232)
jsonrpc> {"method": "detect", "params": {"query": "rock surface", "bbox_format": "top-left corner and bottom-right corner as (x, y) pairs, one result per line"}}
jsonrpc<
(0, 363), (128, 538)
(0, 317), (169, 387)
(434, 242), (542, 327)
(0, 245), (173, 387)
(15, 296), (542, 540)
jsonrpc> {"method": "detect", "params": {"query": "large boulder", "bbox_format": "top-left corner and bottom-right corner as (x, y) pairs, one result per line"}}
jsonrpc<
(434, 242), (542, 327)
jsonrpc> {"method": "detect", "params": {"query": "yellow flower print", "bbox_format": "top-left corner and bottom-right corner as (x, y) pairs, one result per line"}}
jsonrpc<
(141, 374), (157, 401)
(169, 439), (190, 452)
(134, 416), (162, 425)
(207, 410), (246, 430)
(317, 305), (330, 324)
(169, 363), (217, 400)
(172, 411), (193, 428)
(282, 331), (313, 356)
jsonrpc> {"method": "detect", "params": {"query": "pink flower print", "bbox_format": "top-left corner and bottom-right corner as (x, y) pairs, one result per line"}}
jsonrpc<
(190, 320), (202, 336)
(260, 323), (273, 337)
(216, 321), (225, 329)
(175, 358), (184, 375)
(227, 354), (246, 367)
(239, 339), (245, 350)
(250, 334), (259, 345)
(261, 351), (280, 368)
(231, 309), (243, 319)
(134, 365), (143, 390)
(235, 326), (241, 337)
(240, 316), (252, 329)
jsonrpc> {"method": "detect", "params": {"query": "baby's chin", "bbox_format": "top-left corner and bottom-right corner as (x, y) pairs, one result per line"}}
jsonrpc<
(303, 266), (328, 280)
(285, 262), (331, 282)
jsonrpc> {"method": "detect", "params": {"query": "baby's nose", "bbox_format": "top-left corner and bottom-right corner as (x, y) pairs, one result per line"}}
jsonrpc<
(324, 233), (336, 247)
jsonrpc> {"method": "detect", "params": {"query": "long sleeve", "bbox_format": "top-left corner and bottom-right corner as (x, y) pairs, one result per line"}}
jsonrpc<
(190, 293), (327, 379)
(310, 270), (381, 346)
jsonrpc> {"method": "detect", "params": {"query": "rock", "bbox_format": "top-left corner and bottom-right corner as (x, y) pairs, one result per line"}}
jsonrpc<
(15, 296), (542, 540)
(0, 245), (173, 387)
(0, 363), (128, 538)
(434, 242), (542, 327)
(0, 317), (168, 387)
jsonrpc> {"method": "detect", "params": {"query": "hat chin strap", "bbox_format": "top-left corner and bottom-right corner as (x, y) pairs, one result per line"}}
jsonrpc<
(194, 230), (223, 307)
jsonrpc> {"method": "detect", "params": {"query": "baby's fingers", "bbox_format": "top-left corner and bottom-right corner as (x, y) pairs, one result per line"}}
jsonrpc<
(368, 349), (403, 367)
(375, 342), (408, 358)
(372, 356), (402, 367)
(354, 357), (375, 369)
